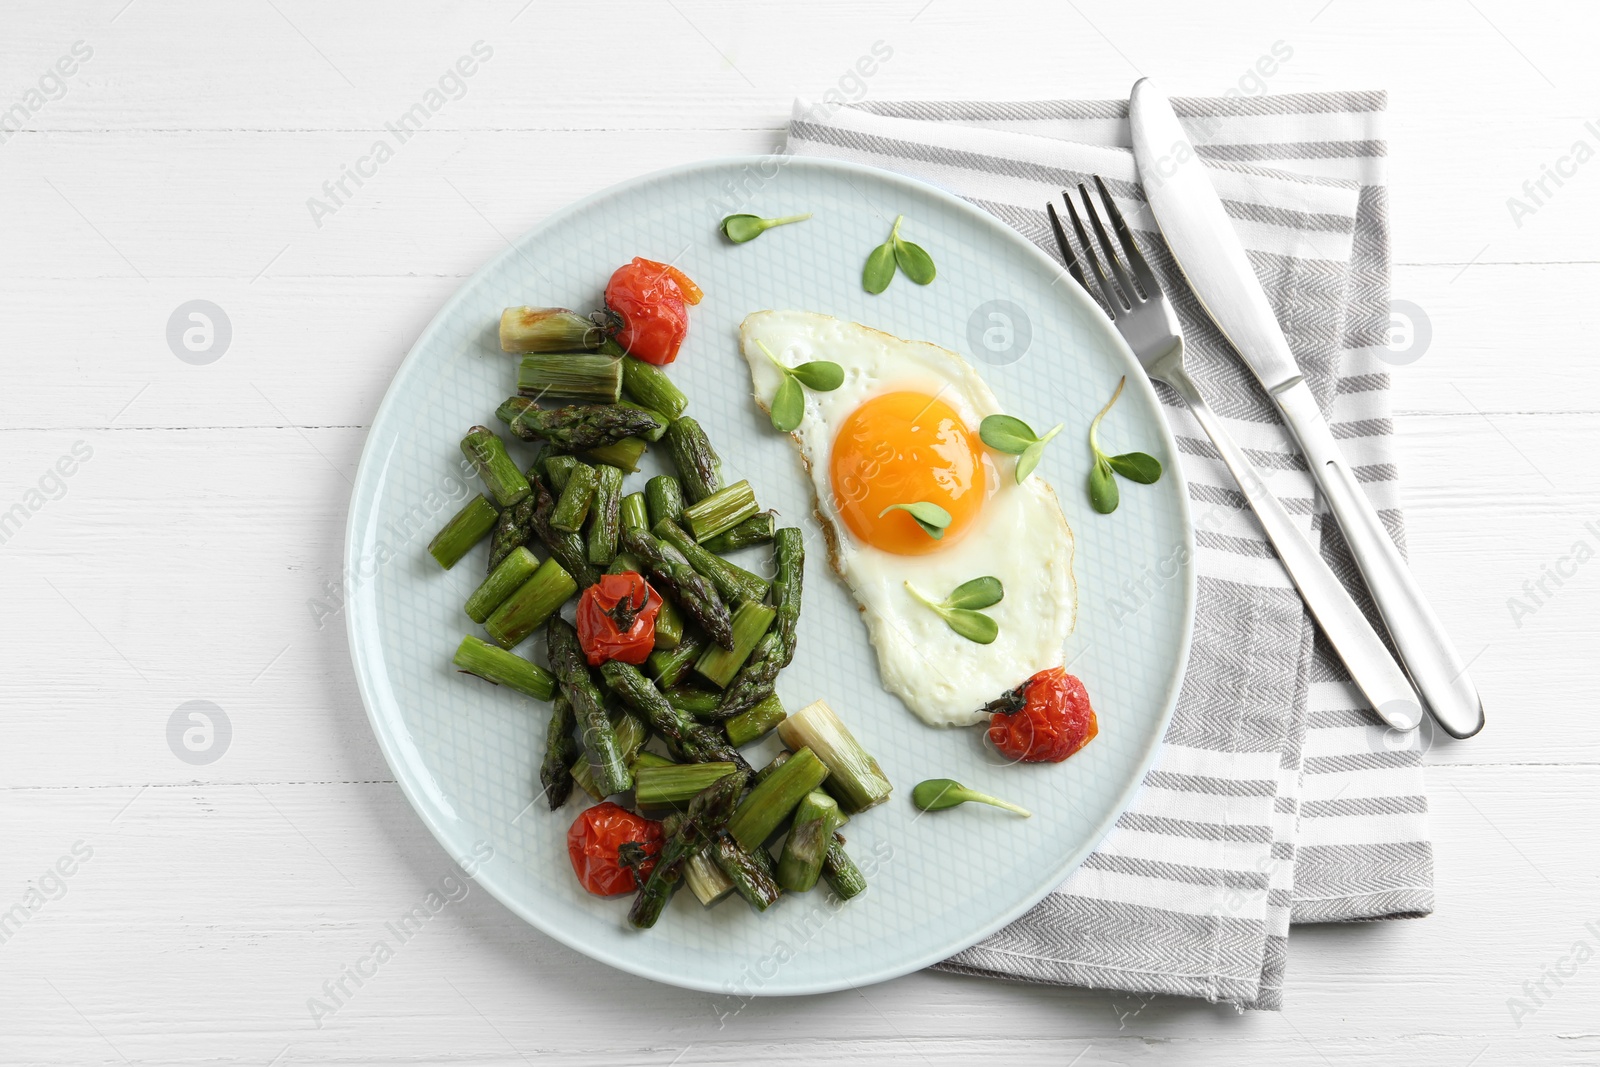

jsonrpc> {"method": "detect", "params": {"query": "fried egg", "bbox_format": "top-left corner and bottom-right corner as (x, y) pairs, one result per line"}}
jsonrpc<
(739, 310), (1076, 727)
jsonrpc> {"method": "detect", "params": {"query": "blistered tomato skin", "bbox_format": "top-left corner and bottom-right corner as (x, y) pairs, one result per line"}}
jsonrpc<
(605, 258), (700, 365)
(566, 802), (662, 896)
(987, 667), (1098, 763)
(575, 572), (662, 666)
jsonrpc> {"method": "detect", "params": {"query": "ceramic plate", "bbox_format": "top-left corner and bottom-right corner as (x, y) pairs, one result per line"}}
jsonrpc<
(345, 156), (1194, 995)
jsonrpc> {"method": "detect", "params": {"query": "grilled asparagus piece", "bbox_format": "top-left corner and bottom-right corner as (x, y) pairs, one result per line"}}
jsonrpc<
(428, 495), (500, 569)
(461, 426), (531, 508)
(718, 526), (804, 716)
(539, 694), (580, 810)
(599, 661), (751, 772)
(712, 834), (782, 912)
(497, 397), (661, 451)
(620, 524), (734, 649)
(527, 472), (601, 588)
(499, 306), (603, 353)
(663, 416), (722, 502)
(485, 498), (534, 573)
(451, 635), (556, 701)
(702, 511), (776, 554)
(586, 463), (624, 566)
(547, 618), (630, 798)
(628, 774), (743, 929)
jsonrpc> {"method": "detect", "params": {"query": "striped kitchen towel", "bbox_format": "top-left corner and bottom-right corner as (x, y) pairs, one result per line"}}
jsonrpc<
(785, 91), (1432, 1010)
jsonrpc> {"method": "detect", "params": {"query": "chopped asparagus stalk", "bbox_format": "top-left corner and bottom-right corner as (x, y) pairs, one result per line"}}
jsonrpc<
(569, 708), (648, 801)
(584, 436), (648, 473)
(727, 746), (829, 851)
(428, 495), (500, 569)
(539, 694), (579, 809)
(599, 661), (750, 768)
(702, 511), (776, 554)
(712, 834), (782, 912)
(465, 545), (540, 624)
(586, 464), (623, 565)
(498, 397), (660, 452)
(527, 472), (600, 588)
(665, 686), (721, 719)
(607, 551), (643, 575)
(616, 401), (670, 441)
(695, 601), (776, 689)
(621, 355), (688, 421)
(483, 557), (577, 649)
(621, 525), (735, 648)
(648, 632), (707, 688)
(550, 462), (597, 534)
(629, 774), (743, 929)
(548, 618), (630, 798)
(485, 498), (533, 573)
(664, 416), (722, 502)
(634, 761), (740, 809)
(461, 426), (531, 508)
(753, 749), (792, 786)
(631, 750), (676, 772)
(717, 526), (803, 716)
(776, 790), (841, 892)
(517, 353), (622, 403)
(777, 699), (892, 813)
(619, 491), (650, 534)
(652, 595), (684, 650)
(499, 306), (603, 353)
(645, 475), (685, 528)
(822, 833), (867, 900)
(451, 635), (556, 701)
(682, 480), (760, 544)
(655, 519), (770, 607)
(683, 851), (736, 906)
(544, 454), (580, 493)
(725, 692), (786, 748)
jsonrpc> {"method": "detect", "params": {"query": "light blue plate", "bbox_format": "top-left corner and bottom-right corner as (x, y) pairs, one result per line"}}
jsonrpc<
(345, 157), (1194, 996)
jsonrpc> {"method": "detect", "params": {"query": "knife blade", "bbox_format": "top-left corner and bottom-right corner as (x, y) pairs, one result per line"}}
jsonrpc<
(1128, 77), (1485, 739)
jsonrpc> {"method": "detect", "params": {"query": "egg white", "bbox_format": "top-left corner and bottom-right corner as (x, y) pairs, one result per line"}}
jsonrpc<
(739, 310), (1076, 727)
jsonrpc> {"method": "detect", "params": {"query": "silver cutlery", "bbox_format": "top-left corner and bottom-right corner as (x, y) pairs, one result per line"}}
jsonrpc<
(1049, 177), (1423, 732)
(1127, 78), (1483, 739)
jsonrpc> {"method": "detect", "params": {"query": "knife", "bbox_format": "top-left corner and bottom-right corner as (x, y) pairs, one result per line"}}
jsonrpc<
(1128, 78), (1485, 739)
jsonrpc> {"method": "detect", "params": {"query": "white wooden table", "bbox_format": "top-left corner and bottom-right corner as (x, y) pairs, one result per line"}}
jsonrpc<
(3, 1), (1595, 1062)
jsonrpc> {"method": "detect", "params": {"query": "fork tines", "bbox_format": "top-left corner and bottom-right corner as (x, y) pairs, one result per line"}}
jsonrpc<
(1046, 176), (1157, 321)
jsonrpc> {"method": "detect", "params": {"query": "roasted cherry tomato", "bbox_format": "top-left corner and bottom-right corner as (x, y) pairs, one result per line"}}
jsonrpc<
(567, 802), (662, 896)
(986, 667), (1098, 763)
(575, 572), (662, 666)
(604, 257), (702, 365)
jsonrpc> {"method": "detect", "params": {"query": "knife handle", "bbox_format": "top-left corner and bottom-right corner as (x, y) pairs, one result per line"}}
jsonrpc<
(1167, 367), (1423, 731)
(1274, 380), (1486, 738)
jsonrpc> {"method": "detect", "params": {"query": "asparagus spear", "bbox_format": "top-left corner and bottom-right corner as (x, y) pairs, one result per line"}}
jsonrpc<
(619, 524), (734, 649)
(628, 774), (743, 929)
(655, 519), (770, 606)
(583, 436), (647, 472)
(702, 511), (776, 554)
(695, 601), (776, 689)
(712, 834), (782, 912)
(620, 354), (689, 421)
(682, 480), (760, 544)
(776, 790), (841, 892)
(726, 746), (830, 851)
(821, 833), (867, 900)
(777, 699), (892, 813)
(598, 661), (752, 771)
(665, 686), (721, 719)
(465, 545), (540, 624)
(428, 495), (500, 569)
(652, 595), (684, 650)
(586, 464), (623, 566)
(517, 353), (622, 403)
(607, 551), (643, 575)
(683, 851), (735, 906)
(725, 692), (786, 747)
(634, 761), (740, 809)
(663, 417), (722, 502)
(497, 397), (661, 451)
(550, 461), (597, 534)
(619, 491), (650, 535)
(540, 694), (579, 809)
(452, 635), (556, 701)
(647, 632), (707, 688)
(547, 618), (630, 798)
(615, 401), (671, 442)
(461, 426), (531, 508)
(645, 475), (685, 528)
(718, 526), (804, 715)
(484, 556), (578, 649)
(544, 454), (580, 493)
(499, 306), (603, 352)
(569, 707), (648, 801)
(485, 498), (534, 573)
(527, 472), (601, 588)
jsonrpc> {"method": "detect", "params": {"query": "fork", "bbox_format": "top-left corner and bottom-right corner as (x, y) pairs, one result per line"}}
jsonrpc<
(1050, 178), (1423, 732)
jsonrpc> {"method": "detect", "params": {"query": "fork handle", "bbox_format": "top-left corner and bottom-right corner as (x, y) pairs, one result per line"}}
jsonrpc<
(1165, 366), (1424, 732)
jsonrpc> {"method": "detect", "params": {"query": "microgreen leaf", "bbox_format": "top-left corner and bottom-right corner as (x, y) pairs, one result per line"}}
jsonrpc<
(790, 361), (844, 391)
(1088, 456), (1119, 514)
(978, 414), (1038, 455)
(942, 608), (999, 644)
(943, 576), (1003, 610)
(893, 236), (937, 284)
(1015, 440), (1045, 484)
(911, 778), (1031, 816)
(721, 212), (811, 244)
(770, 375), (804, 433)
(880, 501), (953, 539)
(863, 239), (897, 294)
(1108, 452), (1162, 484)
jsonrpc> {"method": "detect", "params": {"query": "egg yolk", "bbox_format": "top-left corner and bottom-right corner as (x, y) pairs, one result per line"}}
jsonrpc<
(829, 391), (986, 555)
